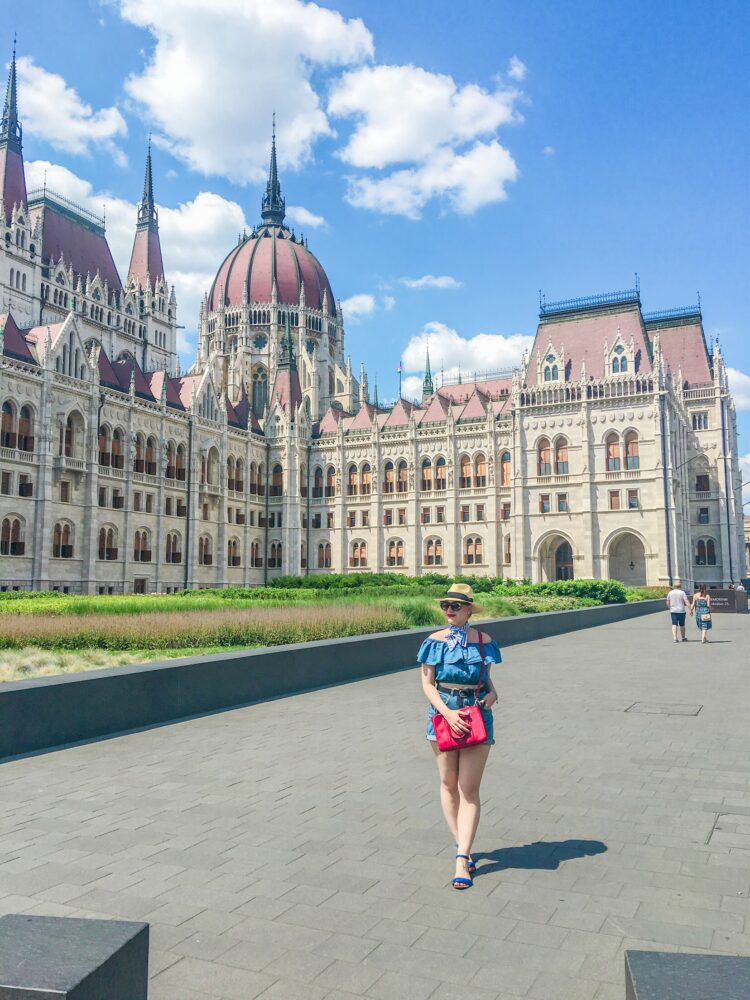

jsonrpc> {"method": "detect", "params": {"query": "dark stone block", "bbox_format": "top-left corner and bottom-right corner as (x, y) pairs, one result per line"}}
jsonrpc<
(0, 915), (148, 1000)
(625, 949), (750, 1000)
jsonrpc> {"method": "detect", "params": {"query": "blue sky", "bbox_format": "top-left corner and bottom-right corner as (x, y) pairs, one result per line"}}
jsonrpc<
(8, 0), (750, 480)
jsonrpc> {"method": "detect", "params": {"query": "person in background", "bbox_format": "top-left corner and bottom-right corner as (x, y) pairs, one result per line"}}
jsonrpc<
(666, 579), (692, 643)
(693, 584), (713, 644)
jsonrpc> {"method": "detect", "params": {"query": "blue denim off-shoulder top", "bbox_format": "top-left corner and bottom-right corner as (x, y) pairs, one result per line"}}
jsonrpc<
(417, 636), (502, 686)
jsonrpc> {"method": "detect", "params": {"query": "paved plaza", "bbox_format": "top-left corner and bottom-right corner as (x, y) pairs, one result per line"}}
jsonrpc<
(1, 612), (749, 1000)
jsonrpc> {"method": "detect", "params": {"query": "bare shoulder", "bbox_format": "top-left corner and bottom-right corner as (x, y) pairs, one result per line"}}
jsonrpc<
(429, 628), (449, 641)
(469, 628), (492, 643)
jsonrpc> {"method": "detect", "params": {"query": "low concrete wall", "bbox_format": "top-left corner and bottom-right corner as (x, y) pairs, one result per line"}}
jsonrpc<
(0, 599), (662, 761)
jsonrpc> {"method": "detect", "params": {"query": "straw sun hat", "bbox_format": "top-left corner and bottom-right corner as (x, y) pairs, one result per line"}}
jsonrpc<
(434, 582), (482, 614)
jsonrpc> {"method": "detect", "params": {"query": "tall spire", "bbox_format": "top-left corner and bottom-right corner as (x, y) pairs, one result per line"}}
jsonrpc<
(0, 37), (27, 222)
(136, 136), (157, 230)
(0, 36), (21, 151)
(128, 137), (165, 289)
(422, 344), (434, 399)
(261, 113), (285, 226)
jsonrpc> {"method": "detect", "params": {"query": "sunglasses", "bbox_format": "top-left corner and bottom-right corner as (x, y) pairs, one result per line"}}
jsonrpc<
(439, 601), (469, 612)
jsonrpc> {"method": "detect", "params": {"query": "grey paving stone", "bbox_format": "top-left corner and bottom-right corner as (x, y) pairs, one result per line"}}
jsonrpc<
(365, 968), (439, 1000)
(314, 958), (383, 994)
(3, 614), (750, 1000)
(153, 956), (276, 999)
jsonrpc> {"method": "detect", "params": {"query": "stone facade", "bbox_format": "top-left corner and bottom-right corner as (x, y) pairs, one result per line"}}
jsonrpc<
(0, 49), (745, 593)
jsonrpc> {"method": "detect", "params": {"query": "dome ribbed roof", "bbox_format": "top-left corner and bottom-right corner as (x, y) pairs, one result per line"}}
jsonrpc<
(208, 224), (336, 315)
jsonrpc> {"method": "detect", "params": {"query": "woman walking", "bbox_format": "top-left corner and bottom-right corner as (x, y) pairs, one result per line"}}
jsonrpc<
(693, 584), (712, 643)
(418, 583), (501, 889)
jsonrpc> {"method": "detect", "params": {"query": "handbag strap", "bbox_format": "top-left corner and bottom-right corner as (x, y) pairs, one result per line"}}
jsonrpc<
(475, 632), (486, 698)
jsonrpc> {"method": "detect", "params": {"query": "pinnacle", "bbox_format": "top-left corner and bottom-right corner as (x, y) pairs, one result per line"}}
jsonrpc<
(1, 38), (21, 149)
(261, 114), (285, 226)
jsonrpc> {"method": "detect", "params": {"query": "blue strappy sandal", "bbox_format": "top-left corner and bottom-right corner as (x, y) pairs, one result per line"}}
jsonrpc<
(453, 854), (473, 890)
(456, 843), (476, 874)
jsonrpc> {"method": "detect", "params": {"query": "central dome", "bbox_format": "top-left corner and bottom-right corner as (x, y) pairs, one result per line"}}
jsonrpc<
(208, 122), (335, 316)
(208, 223), (336, 315)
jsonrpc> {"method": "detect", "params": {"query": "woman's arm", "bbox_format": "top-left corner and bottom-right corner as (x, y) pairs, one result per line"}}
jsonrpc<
(420, 663), (471, 736)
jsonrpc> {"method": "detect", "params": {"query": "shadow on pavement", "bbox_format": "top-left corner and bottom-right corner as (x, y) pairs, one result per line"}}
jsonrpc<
(475, 839), (607, 875)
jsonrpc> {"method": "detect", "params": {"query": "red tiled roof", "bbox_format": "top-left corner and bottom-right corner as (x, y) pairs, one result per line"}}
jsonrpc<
(128, 226), (165, 289)
(316, 406), (345, 434)
(437, 377), (511, 403)
(30, 201), (122, 292)
(173, 375), (202, 410)
(0, 145), (27, 222)
(456, 388), (489, 420)
(654, 322), (712, 388)
(97, 346), (122, 390)
(527, 305), (651, 382)
(269, 366), (302, 414)
(349, 403), (376, 429)
(1, 312), (36, 364)
(111, 356), (154, 399)
(208, 225), (336, 315)
(22, 321), (66, 363)
(229, 395), (261, 432)
(419, 393), (450, 423)
(383, 398), (413, 427)
(145, 370), (185, 409)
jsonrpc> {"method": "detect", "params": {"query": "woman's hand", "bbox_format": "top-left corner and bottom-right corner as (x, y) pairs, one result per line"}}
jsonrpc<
(444, 709), (472, 736)
(479, 691), (498, 709)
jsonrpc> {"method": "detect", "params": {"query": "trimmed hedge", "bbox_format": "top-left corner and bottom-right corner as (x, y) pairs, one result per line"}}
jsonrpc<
(494, 579), (628, 605)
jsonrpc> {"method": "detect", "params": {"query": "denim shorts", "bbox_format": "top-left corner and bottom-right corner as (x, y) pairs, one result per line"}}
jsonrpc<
(671, 612), (686, 626)
(426, 688), (495, 747)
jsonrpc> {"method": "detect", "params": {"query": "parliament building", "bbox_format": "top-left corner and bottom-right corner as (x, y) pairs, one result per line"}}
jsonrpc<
(0, 49), (745, 594)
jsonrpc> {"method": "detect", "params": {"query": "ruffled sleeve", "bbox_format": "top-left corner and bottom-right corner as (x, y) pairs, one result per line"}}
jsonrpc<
(417, 638), (445, 666)
(483, 639), (502, 664)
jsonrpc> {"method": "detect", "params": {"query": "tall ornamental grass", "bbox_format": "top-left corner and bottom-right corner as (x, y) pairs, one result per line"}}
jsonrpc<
(0, 604), (406, 651)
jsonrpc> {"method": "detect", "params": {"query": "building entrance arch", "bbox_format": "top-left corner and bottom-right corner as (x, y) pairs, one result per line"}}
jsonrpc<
(537, 532), (575, 582)
(608, 531), (647, 586)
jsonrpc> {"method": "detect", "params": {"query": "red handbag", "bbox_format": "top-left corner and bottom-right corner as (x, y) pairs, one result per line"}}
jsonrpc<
(432, 635), (489, 752)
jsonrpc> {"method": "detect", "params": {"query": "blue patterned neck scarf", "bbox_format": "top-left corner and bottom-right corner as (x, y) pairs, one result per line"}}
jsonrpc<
(445, 624), (468, 651)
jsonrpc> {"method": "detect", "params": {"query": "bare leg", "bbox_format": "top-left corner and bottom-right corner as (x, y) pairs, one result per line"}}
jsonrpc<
(431, 743), (460, 843)
(672, 622), (679, 641)
(455, 744), (491, 878)
(680, 623), (687, 640)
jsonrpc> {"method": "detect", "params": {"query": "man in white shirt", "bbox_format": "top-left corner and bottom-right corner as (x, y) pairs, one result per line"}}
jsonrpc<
(666, 580), (692, 643)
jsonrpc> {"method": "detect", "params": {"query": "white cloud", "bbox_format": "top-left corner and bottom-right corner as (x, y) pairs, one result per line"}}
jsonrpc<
(16, 57), (127, 163)
(382, 295), (396, 311)
(345, 140), (518, 218)
(286, 204), (326, 229)
(399, 274), (461, 290)
(542, 145), (555, 157)
(507, 56), (527, 81)
(329, 62), (522, 218)
(728, 368), (750, 411)
(25, 159), (247, 362)
(330, 64), (519, 169)
(340, 293), (376, 321)
(401, 374), (423, 400)
(401, 321), (533, 379)
(119, 0), (373, 183)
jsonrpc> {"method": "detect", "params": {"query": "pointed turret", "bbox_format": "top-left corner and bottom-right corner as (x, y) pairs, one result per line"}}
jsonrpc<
(127, 139), (165, 289)
(422, 344), (434, 400)
(0, 40), (27, 222)
(261, 114), (285, 226)
(268, 312), (302, 413)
